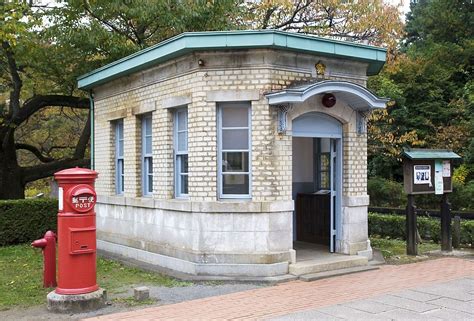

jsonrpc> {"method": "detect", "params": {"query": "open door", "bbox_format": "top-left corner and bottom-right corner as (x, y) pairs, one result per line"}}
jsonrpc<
(329, 139), (337, 252)
(292, 113), (342, 253)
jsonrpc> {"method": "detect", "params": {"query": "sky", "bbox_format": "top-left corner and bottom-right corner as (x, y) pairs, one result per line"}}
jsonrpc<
(33, 0), (413, 24)
(390, 0), (412, 17)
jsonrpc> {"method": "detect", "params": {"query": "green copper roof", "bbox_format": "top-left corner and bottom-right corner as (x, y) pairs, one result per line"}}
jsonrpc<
(403, 149), (461, 160)
(78, 30), (387, 90)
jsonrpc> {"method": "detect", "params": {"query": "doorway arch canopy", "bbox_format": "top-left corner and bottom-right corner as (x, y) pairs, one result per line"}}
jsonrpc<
(266, 80), (388, 109)
(265, 80), (389, 133)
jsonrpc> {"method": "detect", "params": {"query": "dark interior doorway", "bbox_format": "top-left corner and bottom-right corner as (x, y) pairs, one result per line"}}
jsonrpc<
(292, 137), (334, 249)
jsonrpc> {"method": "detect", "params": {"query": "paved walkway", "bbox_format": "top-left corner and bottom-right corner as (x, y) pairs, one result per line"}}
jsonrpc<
(86, 258), (473, 320)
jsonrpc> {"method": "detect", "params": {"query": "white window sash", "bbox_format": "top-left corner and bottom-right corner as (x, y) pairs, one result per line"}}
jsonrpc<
(142, 115), (153, 196)
(115, 120), (124, 195)
(174, 107), (188, 198)
(218, 103), (252, 199)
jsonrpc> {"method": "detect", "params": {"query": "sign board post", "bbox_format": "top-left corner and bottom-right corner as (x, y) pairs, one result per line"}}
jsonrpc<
(402, 149), (460, 255)
(406, 194), (417, 255)
(440, 194), (452, 251)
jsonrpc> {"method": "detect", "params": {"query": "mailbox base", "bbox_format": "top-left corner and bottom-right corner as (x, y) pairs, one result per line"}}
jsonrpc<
(47, 288), (106, 313)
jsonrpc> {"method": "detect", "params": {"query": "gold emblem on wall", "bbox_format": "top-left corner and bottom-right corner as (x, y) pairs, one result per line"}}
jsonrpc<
(315, 61), (326, 77)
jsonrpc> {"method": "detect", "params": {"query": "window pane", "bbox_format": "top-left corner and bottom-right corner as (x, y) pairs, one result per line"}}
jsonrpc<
(145, 136), (152, 154)
(147, 157), (153, 174)
(177, 110), (187, 131)
(117, 121), (124, 139)
(117, 120), (124, 157)
(118, 139), (124, 157)
(320, 171), (329, 190)
(222, 152), (248, 172)
(148, 174), (153, 193)
(180, 175), (188, 194)
(222, 107), (248, 128)
(222, 174), (249, 195)
(118, 159), (124, 193)
(178, 132), (187, 152)
(320, 153), (330, 171)
(145, 117), (152, 136)
(222, 129), (248, 150)
(180, 155), (188, 173)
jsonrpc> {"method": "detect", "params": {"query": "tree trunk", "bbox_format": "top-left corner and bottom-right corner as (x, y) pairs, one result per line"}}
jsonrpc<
(0, 161), (25, 199)
(0, 129), (25, 199)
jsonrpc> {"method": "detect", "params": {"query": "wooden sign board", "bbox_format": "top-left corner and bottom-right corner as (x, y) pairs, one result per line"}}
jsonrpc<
(402, 149), (460, 195)
(403, 159), (453, 195)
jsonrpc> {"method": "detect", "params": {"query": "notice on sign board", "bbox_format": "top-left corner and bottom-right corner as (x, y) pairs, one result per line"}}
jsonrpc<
(442, 160), (451, 177)
(414, 165), (431, 186)
(434, 160), (444, 195)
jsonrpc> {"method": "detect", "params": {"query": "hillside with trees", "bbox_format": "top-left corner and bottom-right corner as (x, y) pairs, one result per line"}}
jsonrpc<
(1, 0), (471, 207)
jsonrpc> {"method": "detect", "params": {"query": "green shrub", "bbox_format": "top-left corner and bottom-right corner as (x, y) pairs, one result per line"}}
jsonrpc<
(368, 177), (474, 211)
(368, 212), (473, 245)
(460, 220), (474, 245)
(368, 177), (404, 207)
(0, 199), (57, 246)
(449, 180), (474, 211)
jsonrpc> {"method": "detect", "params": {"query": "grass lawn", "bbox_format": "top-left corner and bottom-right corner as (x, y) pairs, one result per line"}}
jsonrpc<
(0, 244), (190, 310)
(370, 237), (441, 264)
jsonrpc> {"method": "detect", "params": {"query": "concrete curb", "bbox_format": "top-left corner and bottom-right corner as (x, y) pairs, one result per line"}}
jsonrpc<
(47, 288), (107, 314)
(299, 265), (379, 282)
(98, 250), (297, 284)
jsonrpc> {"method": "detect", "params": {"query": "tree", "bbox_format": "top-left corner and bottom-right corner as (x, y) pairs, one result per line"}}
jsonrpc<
(0, 0), (241, 199)
(1, 0), (406, 199)
(367, 0), (473, 179)
(244, 0), (403, 50)
(0, 2), (91, 199)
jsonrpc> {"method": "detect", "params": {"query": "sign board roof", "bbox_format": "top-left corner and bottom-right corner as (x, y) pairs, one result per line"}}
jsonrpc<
(402, 149), (461, 160)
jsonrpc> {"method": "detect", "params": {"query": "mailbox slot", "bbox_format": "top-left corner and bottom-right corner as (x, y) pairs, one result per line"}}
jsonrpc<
(70, 227), (96, 255)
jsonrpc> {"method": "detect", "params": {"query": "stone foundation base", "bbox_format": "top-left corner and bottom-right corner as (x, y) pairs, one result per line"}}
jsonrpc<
(98, 240), (289, 277)
(47, 288), (107, 313)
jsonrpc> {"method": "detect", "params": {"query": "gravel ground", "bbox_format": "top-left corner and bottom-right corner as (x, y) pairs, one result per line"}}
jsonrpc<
(0, 282), (266, 320)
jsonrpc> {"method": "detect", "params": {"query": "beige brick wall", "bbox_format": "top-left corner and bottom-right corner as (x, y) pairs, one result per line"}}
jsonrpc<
(343, 130), (368, 196)
(92, 49), (369, 202)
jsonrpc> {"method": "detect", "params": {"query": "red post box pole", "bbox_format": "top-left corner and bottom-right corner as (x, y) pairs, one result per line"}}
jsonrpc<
(54, 168), (99, 295)
(32, 231), (57, 288)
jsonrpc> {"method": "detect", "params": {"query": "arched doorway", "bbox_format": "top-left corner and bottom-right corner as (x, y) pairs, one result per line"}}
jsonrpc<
(292, 112), (342, 253)
(266, 80), (389, 259)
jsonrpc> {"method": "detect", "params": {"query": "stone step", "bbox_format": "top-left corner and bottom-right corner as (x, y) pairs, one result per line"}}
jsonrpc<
(289, 255), (368, 276)
(299, 265), (379, 282)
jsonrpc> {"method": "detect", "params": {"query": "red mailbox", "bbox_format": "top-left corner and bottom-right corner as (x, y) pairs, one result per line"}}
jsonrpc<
(54, 167), (99, 295)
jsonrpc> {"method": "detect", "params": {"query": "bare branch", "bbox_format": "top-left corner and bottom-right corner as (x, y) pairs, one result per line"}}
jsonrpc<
(46, 145), (73, 153)
(13, 95), (89, 126)
(15, 143), (54, 163)
(1, 41), (22, 118)
(22, 158), (90, 183)
(82, 0), (139, 46)
(73, 110), (91, 159)
(272, 1), (313, 30)
(260, 6), (277, 29)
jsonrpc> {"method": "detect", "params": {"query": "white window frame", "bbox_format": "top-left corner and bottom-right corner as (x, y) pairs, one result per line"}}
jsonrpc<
(217, 102), (252, 199)
(174, 107), (188, 198)
(115, 119), (124, 195)
(141, 114), (153, 196)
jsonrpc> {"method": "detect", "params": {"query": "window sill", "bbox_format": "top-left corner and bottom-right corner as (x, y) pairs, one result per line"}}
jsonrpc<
(97, 195), (294, 213)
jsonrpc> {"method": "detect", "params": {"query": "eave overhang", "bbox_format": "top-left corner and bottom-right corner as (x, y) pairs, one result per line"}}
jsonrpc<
(78, 30), (387, 90)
